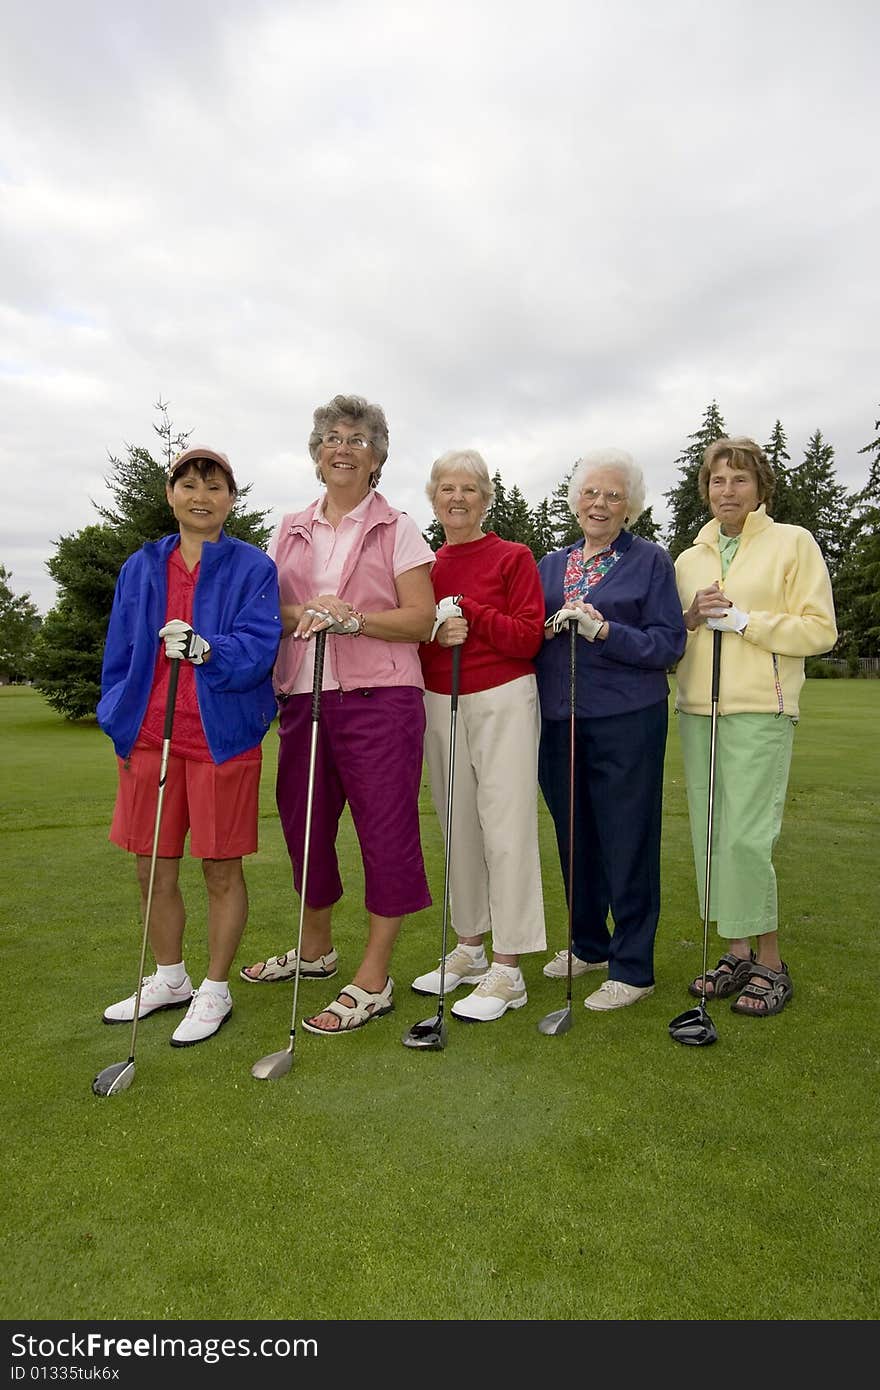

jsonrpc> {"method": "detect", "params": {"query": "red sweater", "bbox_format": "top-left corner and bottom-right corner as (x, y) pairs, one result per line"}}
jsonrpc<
(420, 532), (545, 695)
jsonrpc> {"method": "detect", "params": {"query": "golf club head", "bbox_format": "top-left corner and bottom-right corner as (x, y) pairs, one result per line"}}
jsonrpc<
(668, 1005), (718, 1047)
(92, 1060), (135, 1096)
(251, 1048), (294, 1081)
(537, 1005), (573, 1036)
(402, 1015), (447, 1051)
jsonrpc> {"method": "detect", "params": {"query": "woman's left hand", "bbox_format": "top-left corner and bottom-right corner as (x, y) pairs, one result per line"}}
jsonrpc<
(295, 593), (353, 639)
(437, 616), (468, 647)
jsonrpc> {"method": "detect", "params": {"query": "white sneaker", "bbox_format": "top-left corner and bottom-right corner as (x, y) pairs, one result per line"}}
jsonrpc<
(584, 980), (654, 1011)
(170, 989), (232, 1046)
(103, 971), (193, 1024)
(543, 950), (608, 979)
(451, 965), (527, 1022)
(412, 944), (490, 995)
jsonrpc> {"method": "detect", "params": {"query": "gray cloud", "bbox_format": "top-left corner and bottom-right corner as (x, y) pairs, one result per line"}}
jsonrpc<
(1, 0), (877, 611)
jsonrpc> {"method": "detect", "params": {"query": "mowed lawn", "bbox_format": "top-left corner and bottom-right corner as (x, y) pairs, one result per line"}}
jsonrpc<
(0, 682), (877, 1321)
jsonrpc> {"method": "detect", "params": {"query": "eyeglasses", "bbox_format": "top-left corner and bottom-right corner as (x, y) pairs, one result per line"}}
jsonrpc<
(321, 432), (372, 451)
(579, 487), (627, 505)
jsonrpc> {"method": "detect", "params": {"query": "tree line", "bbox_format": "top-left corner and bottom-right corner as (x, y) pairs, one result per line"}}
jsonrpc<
(0, 399), (877, 717)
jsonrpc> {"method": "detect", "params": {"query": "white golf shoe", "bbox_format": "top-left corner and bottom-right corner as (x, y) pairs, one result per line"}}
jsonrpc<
(542, 950), (608, 979)
(451, 965), (527, 1022)
(583, 980), (654, 1011)
(411, 943), (490, 995)
(102, 971), (193, 1024)
(170, 988), (232, 1046)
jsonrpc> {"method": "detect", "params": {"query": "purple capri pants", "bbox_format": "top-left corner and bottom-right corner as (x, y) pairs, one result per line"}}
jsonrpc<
(275, 685), (432, 918)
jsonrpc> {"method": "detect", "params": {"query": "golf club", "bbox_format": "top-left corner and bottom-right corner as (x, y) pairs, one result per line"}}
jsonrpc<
(252, 628), (326, 1080)
(669, 627), (722, 1047)
(538, 618), (578, 1036)
(93, 658), (182, 1096)
(403, 643), (462, 1051)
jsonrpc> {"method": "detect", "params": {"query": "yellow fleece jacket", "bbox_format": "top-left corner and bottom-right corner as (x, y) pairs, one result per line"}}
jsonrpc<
(674, 507), (837, 718)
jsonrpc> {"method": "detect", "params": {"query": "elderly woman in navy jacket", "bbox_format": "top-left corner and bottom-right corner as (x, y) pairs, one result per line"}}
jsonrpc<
(535, 448), (686, 1011)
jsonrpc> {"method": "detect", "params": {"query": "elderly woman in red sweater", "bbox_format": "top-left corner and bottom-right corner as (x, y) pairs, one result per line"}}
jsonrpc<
(412, 450), (547, 1022)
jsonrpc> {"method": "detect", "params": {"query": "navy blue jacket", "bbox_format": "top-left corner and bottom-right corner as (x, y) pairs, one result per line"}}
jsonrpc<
(98, 532), (281, 763)
(535, 532), (686, 720)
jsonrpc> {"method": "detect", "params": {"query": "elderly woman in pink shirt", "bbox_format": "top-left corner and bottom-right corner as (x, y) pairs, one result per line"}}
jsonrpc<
(241, 394), (436, 1034)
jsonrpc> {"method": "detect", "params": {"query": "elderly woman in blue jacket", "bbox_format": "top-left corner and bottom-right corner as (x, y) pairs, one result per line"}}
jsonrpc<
(535, 448), (685, 1011)
(98, 447), (281, 1047)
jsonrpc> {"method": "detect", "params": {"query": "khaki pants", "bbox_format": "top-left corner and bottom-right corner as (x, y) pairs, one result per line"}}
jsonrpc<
(424, 675), (546, 956)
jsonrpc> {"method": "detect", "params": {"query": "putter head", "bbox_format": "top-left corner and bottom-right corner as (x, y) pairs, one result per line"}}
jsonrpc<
(251, 1048), (294, 1081)
(668, 1005), (718, 1047)
(92, 1060), (134, 1096)
(402, 1016), (447, 1051)
(537, 1005), (572, 1036)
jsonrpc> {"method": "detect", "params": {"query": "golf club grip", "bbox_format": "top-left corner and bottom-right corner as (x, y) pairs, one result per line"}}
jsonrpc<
(450, 642), (462, 712)
(163, 659), (181, 740)
(711, 628), (722, 702)
(311, 629), (327, 719)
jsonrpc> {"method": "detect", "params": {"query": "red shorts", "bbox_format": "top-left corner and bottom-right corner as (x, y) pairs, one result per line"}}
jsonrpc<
(110, 747), (262, 860)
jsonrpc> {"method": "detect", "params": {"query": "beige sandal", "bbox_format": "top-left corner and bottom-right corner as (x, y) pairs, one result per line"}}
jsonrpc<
(239, 948), (338, 983)
(302, 978), (394, 1034)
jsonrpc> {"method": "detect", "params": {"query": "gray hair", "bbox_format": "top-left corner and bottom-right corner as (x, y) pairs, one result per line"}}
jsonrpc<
(567, 448), (647, 524)
(308, 393), (390, 488)
(425, 449), (495, 511)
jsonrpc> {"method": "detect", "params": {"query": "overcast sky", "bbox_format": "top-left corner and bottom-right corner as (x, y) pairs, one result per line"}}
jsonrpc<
(2, 0), (878, 613)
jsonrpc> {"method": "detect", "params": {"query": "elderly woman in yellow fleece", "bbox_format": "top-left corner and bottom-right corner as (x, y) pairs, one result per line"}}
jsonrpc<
(674, 437), (837, 1018)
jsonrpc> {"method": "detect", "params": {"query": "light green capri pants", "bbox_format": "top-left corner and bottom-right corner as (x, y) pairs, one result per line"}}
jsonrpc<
(678, 711), (795, 938)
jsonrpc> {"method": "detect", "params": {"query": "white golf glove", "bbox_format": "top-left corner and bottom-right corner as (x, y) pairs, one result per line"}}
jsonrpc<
(707, 604), (749, 634)
(548, 607), (603, 641)
(325, 614), (361, 635)
(159, 619), (211, 664)
(431, 595), (463, 641)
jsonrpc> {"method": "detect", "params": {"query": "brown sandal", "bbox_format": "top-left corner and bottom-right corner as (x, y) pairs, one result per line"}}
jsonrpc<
(688, 952), (753, 1000)
(730, 962), (793, 1017)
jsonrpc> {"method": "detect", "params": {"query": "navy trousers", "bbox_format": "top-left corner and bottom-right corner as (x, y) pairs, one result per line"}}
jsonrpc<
(538, 699), (668, 987)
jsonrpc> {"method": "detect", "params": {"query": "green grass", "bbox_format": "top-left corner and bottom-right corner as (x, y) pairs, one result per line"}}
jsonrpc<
(1, 683), (878, 1320)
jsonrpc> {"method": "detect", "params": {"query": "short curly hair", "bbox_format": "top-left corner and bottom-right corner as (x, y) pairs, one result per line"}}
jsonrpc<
(308, 394), (390, 489)
(567, 448), (647, 524)
(425, 449), (495, 512)
(699, 437), (775, 512)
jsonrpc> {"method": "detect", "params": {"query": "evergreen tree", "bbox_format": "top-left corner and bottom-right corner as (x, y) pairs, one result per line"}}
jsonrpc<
(664, 401), (726, 559)
(763, 419), (793, 520)
(784, 429), (849, 578)
(503, 485), (535, 547)
(422, 517), (446, 551)
(548, 473), (581, 548)
(31, 405), (273, 720)
(529, 498), (556, 560)
(629, 505), (661, 542)
(0, 566), (42, 683)
(483, 472), (509, 538)
(833, 409), (880, 656)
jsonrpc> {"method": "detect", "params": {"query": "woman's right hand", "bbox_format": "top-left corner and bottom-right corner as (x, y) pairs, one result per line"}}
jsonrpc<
(684, 582), (732, 631)
(437, 615), (468, 647)
(293, 594), (351, 639)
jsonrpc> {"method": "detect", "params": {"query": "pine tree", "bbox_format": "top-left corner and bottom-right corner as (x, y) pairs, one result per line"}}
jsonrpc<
(785, 429), (849, 578)
(0, 566), (42, 683)
(504, 485), (535, 547)
(548, 473), (581, 548)
(529, 499), (556, 560)
(664, 401), (726, 559)
(31, 405), (273, 720)
(833, 409), (880, 656)
(629, 505), (661, 542)
(422, 517), (446, 551)
(483, 472), (509, 539)
(763, 419), (793, 520)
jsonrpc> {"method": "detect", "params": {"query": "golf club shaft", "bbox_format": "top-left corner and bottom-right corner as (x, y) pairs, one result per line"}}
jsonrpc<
(284, 628), (326, 1050)
(126, 657), (181, 1062)
(435, 643), (461, 1020)
(699, 629), (723, 1009)
(565, 619), (577, 1004)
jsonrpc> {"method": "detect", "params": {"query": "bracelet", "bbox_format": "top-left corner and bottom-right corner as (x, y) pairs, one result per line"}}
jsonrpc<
(350, 609), (367, 635)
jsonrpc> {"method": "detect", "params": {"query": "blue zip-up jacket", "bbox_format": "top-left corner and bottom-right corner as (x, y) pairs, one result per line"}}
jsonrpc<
(535, 532), (686, 720)
(98, 532), (281, 763)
